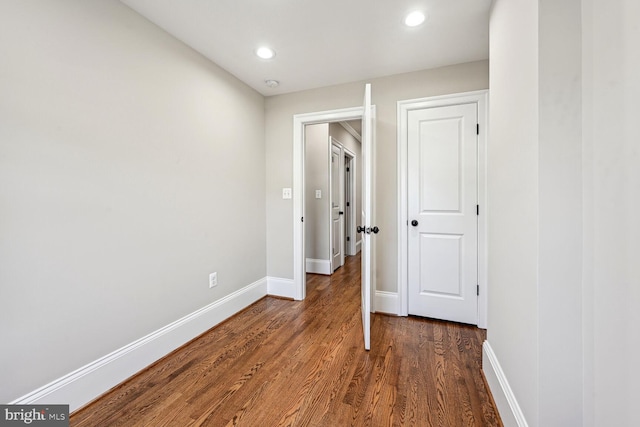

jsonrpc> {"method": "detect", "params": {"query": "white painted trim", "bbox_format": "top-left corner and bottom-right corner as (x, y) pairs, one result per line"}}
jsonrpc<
(339, 121), (362, 142)
(294, 106), (370, 301)
(11, 278), (268, 412)
(375, 291), (398, 314)
(267, 277), (296, 299)
(305, 258), (332, 275)
(482, 341), (529, 427)
(355, 239), (362, 254)
(477, 92), (489, 329)
(397, 90), (488, 325)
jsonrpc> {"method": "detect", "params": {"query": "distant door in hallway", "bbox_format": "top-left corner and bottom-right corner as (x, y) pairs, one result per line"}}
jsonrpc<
(343, 151), (356, 256)
(407, 102), (478, 324)
(331, 142), (344, 271)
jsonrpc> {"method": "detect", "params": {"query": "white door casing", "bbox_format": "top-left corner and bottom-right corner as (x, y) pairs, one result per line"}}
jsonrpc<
(293, 104), (376, 302)
(407, 103), (478, 324)
(397, 91), (488, 327)
(330, 141), (344, 270)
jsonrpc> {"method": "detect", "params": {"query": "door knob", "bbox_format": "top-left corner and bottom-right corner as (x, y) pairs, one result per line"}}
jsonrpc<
(371, 226), (379, 234)
(411, 220), (418, 226)
(339, 211), (344, 215)
(357, 226), (366, 233)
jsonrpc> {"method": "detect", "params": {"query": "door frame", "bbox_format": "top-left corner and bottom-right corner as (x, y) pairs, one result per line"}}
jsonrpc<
(397, 90), (488, 327)
(329, 139), (345, 271)
(343, 147), (357, 256)
(293, 106), (374, 300)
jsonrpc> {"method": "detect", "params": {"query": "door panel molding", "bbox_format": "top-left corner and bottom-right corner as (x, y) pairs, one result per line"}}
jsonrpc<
(397, 90), (488, 327)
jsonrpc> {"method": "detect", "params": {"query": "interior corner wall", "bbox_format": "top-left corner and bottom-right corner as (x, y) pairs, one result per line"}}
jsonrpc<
(265, 61), (489, 292)
(486, 0), (540, 424)
(0, 1), (266, 403)
(489, 0), (640, 425)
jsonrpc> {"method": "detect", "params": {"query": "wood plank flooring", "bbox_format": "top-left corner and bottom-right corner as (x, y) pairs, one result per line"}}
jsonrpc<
(71, 254), (502, 426)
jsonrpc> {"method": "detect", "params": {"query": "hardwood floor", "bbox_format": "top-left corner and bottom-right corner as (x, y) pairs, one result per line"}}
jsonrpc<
(71, 254), (502, 426)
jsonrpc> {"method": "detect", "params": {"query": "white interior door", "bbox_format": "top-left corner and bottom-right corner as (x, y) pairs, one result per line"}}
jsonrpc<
(330, 142), (344, 271)
(407, 103), (478, 324)
(360, 84), (373, 350)
(344, 153), (355, 256)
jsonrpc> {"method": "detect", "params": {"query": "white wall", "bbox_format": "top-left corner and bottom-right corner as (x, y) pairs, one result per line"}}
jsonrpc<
(583, 0), (640, 425)
(538, 0), (584, 425)
(305, 123), (330, 260)
(486, 0), (540, 423)
(0, 1), (265, 403)
(486, 0), (640, 425)
(265, 61), (489, 291)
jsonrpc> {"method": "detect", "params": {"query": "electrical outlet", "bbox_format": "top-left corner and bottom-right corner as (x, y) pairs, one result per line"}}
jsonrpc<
(209, 272), (217, 288)
(282, 188), (292, 199)
(315, 190), (322, 199)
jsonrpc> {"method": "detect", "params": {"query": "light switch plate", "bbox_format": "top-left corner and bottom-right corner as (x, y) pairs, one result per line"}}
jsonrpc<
(282, 188), (292, 199)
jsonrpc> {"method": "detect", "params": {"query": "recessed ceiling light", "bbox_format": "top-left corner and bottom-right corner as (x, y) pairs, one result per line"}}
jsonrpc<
(404, 11), (426, 27)
(255, 46), (276, 59)
(265, 79), (280, 88)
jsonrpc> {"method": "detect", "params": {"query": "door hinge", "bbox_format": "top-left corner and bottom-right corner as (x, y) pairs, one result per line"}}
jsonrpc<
(347, 236), (350, 242)
(477, 285), (480, 296)
(477, 205), (479, 216)
(347, 167), (350, 172)
(347, 202), (350, 207)
(477, 124), (480, 135)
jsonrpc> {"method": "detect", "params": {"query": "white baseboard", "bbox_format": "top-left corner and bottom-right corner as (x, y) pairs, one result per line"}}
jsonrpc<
(355, 240), (362, 254)
(267, 277), (295, 299)
(482, 341), (528, 427)
(11, 277), (268, 412)
(306, 258), (331, 275)
(375, 291), (398, 314)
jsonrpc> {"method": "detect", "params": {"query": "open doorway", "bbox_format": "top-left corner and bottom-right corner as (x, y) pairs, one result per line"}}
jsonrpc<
(343, 148), (357, 257)
(293, 85), (375, 349)
(304, 122), (361, 275)
(292, 106), (366, 301)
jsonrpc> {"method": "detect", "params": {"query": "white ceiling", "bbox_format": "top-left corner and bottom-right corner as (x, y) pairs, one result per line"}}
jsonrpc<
(120, 0), (491, 96)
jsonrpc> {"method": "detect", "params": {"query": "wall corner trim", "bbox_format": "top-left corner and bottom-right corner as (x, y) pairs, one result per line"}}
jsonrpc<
(375, 291), (399, 315)
(10, 277), (268, 412)
(267, 277), (296, 299)
(482, 340), (529, 427)
(305, 259), (332, 275)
